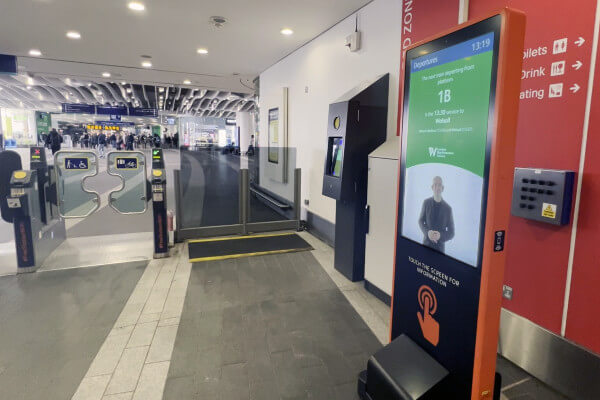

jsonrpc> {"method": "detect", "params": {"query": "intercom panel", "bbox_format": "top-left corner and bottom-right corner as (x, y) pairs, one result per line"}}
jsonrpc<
(511, 168), (574, 226)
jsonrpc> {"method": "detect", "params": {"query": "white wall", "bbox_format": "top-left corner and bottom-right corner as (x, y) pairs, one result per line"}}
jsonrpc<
(259, 0), (402, 223)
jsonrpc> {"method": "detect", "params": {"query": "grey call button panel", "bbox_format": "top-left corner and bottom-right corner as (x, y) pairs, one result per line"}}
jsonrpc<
(511, 168), (574, 226)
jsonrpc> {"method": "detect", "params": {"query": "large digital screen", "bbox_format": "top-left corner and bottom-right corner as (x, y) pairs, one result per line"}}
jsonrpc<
(400, 32), (495, 267)
(328, 137), (344, 177)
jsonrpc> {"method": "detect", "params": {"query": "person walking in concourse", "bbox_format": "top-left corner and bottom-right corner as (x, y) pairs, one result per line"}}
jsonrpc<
(98, 131), (107, 158)
(126, 132), (134, 151)
(48, 128), (61, 155)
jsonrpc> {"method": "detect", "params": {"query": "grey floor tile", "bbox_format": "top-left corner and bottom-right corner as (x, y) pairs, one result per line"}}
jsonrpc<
(502, 377), (570, 400)
(166, 250), (576, 400)
(0, 262), (146, 400)
(249, 380), (280, 400)
(162, 376), (196, 400)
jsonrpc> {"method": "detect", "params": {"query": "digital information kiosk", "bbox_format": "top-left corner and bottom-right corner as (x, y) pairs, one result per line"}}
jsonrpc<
(322, 75), (389, 282)
(358, 9), (525, 400)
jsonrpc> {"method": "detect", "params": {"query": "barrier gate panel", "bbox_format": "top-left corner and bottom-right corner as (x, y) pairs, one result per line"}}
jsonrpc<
(107, 151), (147, 214)
(54, 151), (100, 218)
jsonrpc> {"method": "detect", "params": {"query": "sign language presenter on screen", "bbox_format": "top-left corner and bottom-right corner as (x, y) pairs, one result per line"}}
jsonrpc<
(418, 176), (455, 252)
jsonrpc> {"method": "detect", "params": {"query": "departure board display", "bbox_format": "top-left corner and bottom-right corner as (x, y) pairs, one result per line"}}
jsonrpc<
(400, 32), (495, 267)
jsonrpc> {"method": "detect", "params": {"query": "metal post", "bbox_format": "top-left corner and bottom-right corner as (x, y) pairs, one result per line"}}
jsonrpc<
(240, 169), (249, 235)
(294, 168), (301, 230)
(173, 169), (183, 243)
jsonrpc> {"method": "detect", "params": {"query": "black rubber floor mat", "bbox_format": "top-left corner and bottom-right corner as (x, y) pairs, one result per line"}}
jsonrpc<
(188, 232), (313, 262)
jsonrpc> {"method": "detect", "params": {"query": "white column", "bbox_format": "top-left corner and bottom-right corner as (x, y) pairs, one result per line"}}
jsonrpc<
(236, 111), (254, 152)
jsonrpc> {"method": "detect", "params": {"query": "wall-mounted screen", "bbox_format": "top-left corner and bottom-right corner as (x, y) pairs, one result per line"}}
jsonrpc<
(268, 108), (279, 164)
(400, 32), (496, 267)
(328, 137), (344, 177)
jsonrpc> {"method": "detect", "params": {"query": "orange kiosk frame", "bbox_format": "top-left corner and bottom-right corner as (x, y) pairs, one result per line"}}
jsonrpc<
(359, 8), (525, 400)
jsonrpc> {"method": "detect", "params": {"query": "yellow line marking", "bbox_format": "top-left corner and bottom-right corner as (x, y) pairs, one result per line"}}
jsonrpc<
(189, 247), (312, 263)
(188, 232), (295, 244)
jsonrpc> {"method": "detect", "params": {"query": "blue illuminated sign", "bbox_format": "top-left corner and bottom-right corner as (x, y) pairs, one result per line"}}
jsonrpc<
(411, 32), (495, 73)
(64, 157), (89, 170)
(116, 157), (138, 170)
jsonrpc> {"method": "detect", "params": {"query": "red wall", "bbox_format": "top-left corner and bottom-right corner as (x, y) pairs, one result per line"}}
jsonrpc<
(401, 0), (600, 354)
(400, 0), (460, 51)
(566, 35), (600, 352)
(470, 0), (598, 336)
(398, 0), (459, 135)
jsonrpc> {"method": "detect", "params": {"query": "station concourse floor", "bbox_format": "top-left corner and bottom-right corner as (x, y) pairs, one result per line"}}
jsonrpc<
(0, 228), (570, 400)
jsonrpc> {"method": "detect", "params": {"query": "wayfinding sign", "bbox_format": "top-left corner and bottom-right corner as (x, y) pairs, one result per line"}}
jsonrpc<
(116, 157), (139, 170)
(64, 157), (89, 170)
(391, 10), (525, 399)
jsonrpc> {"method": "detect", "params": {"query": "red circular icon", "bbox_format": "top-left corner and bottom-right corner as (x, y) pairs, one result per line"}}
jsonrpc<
(418, 285), (437, 315)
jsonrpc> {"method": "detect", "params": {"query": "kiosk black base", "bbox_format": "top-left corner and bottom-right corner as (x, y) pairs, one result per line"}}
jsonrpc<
(357, 335), (503, 400)
(357, 335), (449, 400)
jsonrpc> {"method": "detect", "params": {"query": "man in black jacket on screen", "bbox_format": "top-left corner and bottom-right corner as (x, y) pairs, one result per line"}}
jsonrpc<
(418, 176), (455, 253)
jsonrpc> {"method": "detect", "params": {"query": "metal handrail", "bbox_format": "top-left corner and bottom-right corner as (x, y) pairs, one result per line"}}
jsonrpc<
(249, 187), (291, 209)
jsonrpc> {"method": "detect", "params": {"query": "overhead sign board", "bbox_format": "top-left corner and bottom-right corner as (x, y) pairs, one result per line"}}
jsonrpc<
(62, 103), (96, 114)
(61, 104), (158, 117)
(96, 105), (128, 116)
(130, 108), (158, 117)
(0, 54), (17, 75)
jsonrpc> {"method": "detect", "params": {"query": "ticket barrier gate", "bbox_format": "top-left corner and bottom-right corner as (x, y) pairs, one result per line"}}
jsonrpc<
(151, 168), (168, 257)
(53, 149), (169, 258)
(0, 148), (66, 273)
(0, 148), (169, 273)
(150, 148), (169, 258)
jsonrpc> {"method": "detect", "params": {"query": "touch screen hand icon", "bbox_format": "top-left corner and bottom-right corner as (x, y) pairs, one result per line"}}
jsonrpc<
(417, 285), (440, 346)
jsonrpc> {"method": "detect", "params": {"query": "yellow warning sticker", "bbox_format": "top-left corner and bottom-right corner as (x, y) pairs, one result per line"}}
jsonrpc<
(542, 203), (557, 219)
(14, 171), (26, 179)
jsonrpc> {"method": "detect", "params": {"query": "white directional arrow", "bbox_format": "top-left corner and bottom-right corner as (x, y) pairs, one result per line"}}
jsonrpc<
(570, 83), (581, 93)
(572, 60), (583, 70)
(575, 37), (585, 47)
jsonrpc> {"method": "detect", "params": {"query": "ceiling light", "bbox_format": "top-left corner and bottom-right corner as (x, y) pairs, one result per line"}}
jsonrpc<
(158, 87), (164, 93)
(128, 2), (145, 11)
(66, 31), (81, 39)
(183, 79), (191, 85)
(102, 72), (111, 78)
(141, 60), (152, 68)
(26, 86), (32, 90)
(65, 78), (72, 85)
(197, 48), (208, 55)
(87, 83), (92, 86)
(126, 88), (132, 93)
(29, 49), (42, 57)
(280, 28), (294, 36)
(27, 77), (34, 85)
(121, 81), (127, 85)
